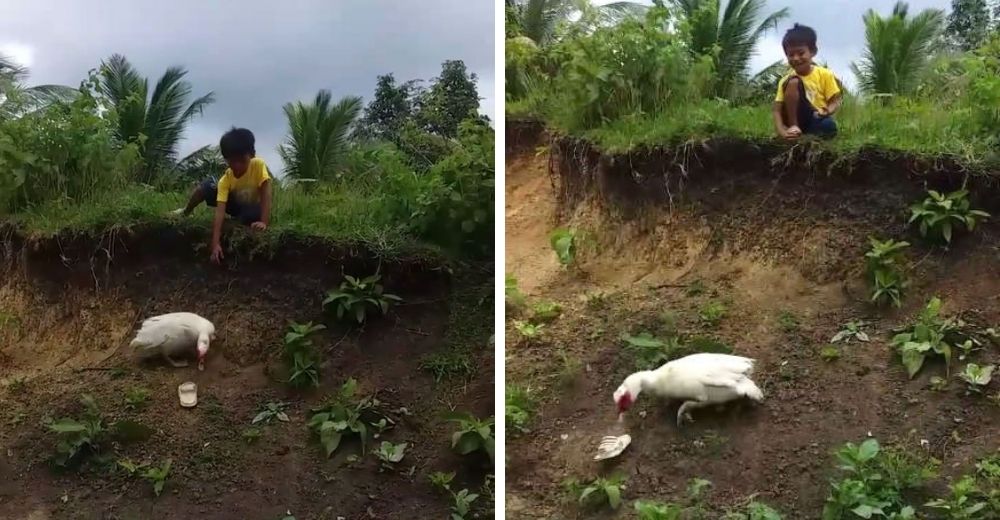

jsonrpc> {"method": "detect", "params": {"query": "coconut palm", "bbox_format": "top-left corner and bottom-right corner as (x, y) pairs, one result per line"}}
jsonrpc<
(279, 90), (362, 180)
(0, 55), (78, 118)
(672, 0), (790, 97)
(505, 0), (647, 46)
(97, 54), (215, 175)
(851, 2), (946, 96)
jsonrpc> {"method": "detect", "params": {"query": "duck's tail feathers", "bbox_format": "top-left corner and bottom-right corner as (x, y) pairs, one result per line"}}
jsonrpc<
(737, 378), (764, 402)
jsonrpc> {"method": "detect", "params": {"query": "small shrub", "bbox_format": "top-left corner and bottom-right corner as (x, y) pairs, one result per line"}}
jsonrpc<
(822, 438), (936, 520)
(865, 238), (910, 308)
(634, 500), (683, 519)
(429, 470), (456, 491)
(549, 228), (577, 266)
(568, 474), (626, 511)
(891, 297), (958, 378)
(322, 274), (402, 324)
(505, 384), (535, 433)
(925, 475), (990, 518)
(445, 412), (494, 464)
(505, 274), (526, 308)
(242, 427), (262, 444)
(307, 378), (384, 457)
(908, 189), (990, 244)
(372, 441), (407, 471)
(777, 311), (799, 332)
(957, 363), (995, 394)
(699, 301), (727, 327)
(140, 459), (172, 497)
(48, 395), (106, 467)
(124, 388), (151, 410)
(282, 321), (325, 389)
(420, 349), (473, 382)
(820, 346), (841, 362)
(252, 401), (291, 425)
(450, 488), (479, 520)
(530, 300), (562, 323)
(831, 320), (871, 343)
(513, 320), (544, 341)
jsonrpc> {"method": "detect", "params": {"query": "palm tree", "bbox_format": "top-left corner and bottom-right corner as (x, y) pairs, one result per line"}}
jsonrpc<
(279, 90), (362, 180)
(851, 2), (946, 96)
(505, 0), (647, 46)
(672, 0), (790, 96)
(0, 55), (77, 118)
(97, 54), (215, 175)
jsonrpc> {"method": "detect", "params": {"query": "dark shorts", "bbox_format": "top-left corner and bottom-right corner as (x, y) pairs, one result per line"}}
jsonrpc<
(781, 76), (838, 138)
(199, 179), (261, 225)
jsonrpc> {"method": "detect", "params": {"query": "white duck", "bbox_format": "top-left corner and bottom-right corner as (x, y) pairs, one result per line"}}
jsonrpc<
(130, 312), (215, 370)
(613, 353), (763, 427)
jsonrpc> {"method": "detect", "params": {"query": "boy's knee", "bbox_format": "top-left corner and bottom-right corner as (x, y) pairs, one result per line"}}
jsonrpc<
(783, 76), (801, 94)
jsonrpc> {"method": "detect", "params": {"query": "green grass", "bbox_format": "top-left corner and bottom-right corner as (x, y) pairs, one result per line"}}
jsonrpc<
(516, 96), (997, 170)
(3, 183), (442, 261)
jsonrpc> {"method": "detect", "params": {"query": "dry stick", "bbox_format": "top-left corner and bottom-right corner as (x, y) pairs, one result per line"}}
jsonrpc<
(326, 330), (352, 354)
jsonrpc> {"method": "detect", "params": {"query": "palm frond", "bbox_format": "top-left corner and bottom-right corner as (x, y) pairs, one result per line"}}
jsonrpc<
(280, 90), (363, 180)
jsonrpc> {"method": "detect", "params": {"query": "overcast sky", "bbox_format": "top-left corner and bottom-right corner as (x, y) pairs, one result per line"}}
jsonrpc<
(594, 0), (954, 89)
(0, 0), (495, 174)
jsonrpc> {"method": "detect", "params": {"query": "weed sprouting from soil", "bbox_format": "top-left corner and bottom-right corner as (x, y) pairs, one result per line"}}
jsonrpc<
(831, 320), (871, 344)
(123, 387), (151, 410)
(908, 189), (990, 245)
(372, 441), (407, 471)
(530, 300), (562, 323)
(505, 384), (536, 434)
(865, 238), (910, 308)
(957, 363), (995, 394)
(307, 378), (384, 457)
(445, 412), (495, 465)
(322, 273), (402, 325)
(777, 311), (799, 333)
(566, 474), (626, 511)
(549, 228), (577, 266)
(47, 394), (107, 468)
(282, 321), (326, 389)
(698, 300), (727, 327)
(891, 297), (958, 379)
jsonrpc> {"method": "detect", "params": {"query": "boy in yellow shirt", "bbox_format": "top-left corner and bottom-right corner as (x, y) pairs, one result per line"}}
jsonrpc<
(172, 127), (273, 264)
(772, 24), (842, 140)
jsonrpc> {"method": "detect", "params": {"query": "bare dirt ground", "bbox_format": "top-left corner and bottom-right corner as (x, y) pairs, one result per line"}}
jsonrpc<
(0, 229), (494, 520)
(504, 145), (1000, 519)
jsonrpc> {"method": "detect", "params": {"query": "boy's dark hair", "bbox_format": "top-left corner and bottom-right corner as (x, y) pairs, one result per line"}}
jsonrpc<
(219, 127), (255, 158)
(782, 23), (817, 53)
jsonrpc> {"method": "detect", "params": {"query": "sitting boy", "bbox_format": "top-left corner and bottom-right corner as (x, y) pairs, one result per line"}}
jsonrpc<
(772, 24), (842, 140)
(172, 127), (273, 264)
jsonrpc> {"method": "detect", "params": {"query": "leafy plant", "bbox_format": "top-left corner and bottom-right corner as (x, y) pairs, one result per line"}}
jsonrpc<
(957, 363), (995, 393)
(505, 384), (536, 433)
(252, 401), (291, 425)
(570, 474), (626, 510)
(549, 228), (577, 266)
(634, 500), (683, 519)
(925, 475), (989, 518)
(822, 438), (936, 520)
(372, 441), (407, 471)
(820, 346), (841, 362)
(891, 297), (958, 378)
(140, 459), (172, 497)
(831, 320), (871, 344)
(281, 321), (325, 389)
(513, 320), (544, 340)
(505, 273), (526, 308)
(621, 331), (677, 370)
(865, 238), (910, 307)
(686, 279), (707, 297)
(445, 412), (494, 464)
(419, 349), (474, 382)
(450, 488), (479, 520)
(699, 300), (727, 327)
(307, 378), (383, 457)
(242, 427), (262, 444)
(123, 387), (150, 410)
(322, 274), (402, 324)
(48, 394), (106, 467)
(777, 311), (799, 332)
(530, 300), (562, 323)
(429, 470), (456, 491)
(908, 189), (990, 244)
(929, 376), (949, 391)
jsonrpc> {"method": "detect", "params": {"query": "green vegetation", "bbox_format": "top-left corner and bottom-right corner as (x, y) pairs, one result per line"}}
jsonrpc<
(307, 378), (383, 457)
(322, 273), (402, 324)
(139, 459), (172, 497)
(622, 331), (732, 370)
(566, 474), (627, 511)
(865, 238), (910, 308)
(505, 273), (527, 308)
(549, 228), (577, 266)
(698, 300), (727, 327)
(908, 189), (990, 245)
(530, 300), (562, 322)
(632, 477), (717, 518)
(281, 321), (325, 389)
(372, 441), (407, 471)
(252, 401), (291, 425)
(47, 395), (107, 467)
(831, 320), (871, 344)
(957, 363), (995, 393)
(123, 387), (151, 410)
(513, 320), (545, 341)
(506, 1), (1000, 169)
(1, 56), (492, 261)
(445, 412), (495, 465)
(820, 346), (841, 362)
(777, 310), (799, 332)
(891, 297), (957, 378)
(505, 384), (536, 433)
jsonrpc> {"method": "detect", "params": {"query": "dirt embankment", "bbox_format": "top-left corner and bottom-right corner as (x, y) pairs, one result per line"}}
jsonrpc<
(0, 226), (494, 520)
(504, 122), (1000, 519)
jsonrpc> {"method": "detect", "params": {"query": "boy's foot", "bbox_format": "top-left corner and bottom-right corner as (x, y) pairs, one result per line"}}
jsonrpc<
(170, 208), (190, 217)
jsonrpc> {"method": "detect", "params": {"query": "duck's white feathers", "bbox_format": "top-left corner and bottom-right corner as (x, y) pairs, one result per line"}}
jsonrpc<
(625, 353), (763, 404)
(130, 312), (214, 359)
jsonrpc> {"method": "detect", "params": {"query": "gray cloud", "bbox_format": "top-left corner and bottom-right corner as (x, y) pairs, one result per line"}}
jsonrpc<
(1, 0), (495, 173)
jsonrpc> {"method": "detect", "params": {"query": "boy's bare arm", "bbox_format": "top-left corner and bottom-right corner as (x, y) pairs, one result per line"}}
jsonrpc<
(259, 180), (272, 226)
(772, 102), (787, 136)
(825, 93), (843, 115)
(210, 204), (226, 262)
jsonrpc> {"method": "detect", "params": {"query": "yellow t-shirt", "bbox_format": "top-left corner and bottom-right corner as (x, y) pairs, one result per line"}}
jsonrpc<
(774, 65), (841, 111)
(217, 157), (271, 205)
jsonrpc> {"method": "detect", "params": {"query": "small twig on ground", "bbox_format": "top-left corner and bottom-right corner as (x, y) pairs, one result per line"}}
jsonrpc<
(326, 330), (352, 354)
(406, 328), (431, 336)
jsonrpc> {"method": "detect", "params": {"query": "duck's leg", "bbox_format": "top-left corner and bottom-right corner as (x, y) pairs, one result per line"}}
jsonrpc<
(676, 400), (710, 427)
(162, 351), (189, 368)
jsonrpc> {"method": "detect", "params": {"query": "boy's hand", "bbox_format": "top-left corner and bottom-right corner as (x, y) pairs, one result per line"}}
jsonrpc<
(783, 126), (802, 140)
(251, 221), (267, 231)
(815, 107), (829, 117)
(210, 244), (224, 264)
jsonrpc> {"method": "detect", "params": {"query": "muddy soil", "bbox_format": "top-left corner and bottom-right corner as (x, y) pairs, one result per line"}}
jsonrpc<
(504, 133), (1000, 519)
(0, 227), (494, 520)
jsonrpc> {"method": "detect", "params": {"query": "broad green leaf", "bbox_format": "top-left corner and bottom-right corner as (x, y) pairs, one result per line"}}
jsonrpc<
(902, 350), (926, 378)
(858, 439), (879, 461)
(48, 420), (86, 433)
